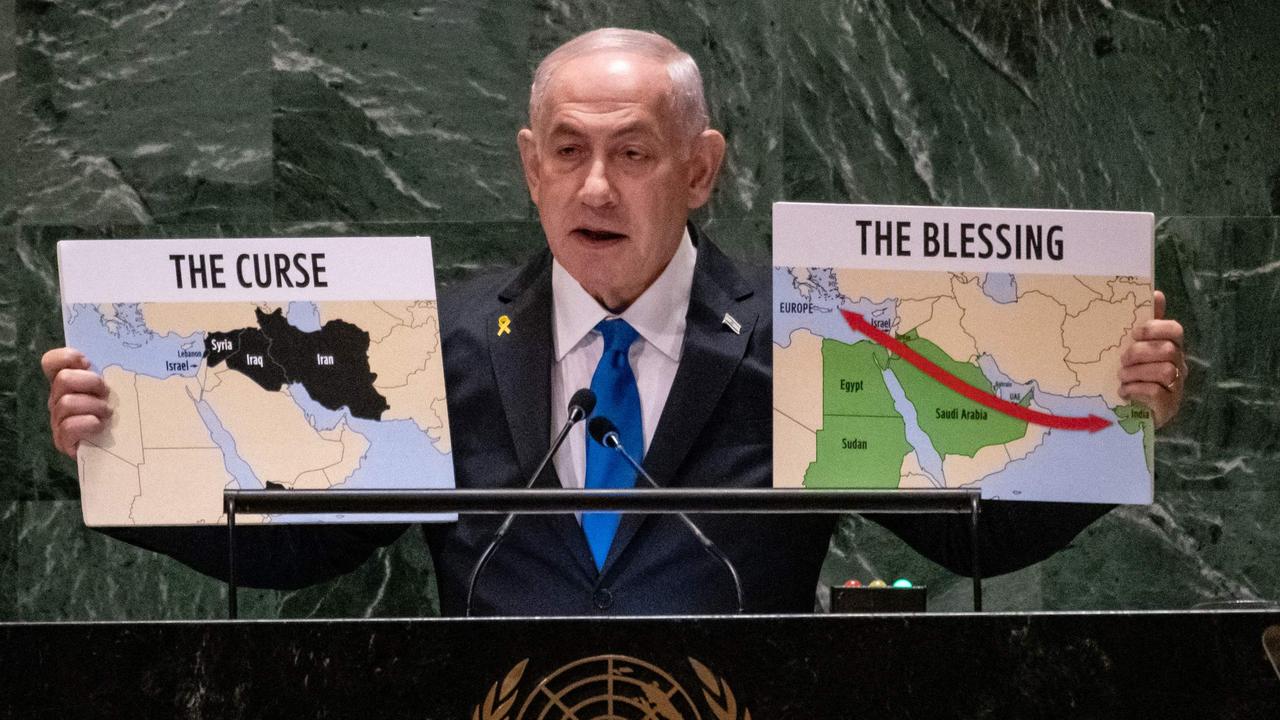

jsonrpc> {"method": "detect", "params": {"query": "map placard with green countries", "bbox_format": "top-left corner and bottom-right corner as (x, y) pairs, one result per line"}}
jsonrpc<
(773, 203), (1155, 504)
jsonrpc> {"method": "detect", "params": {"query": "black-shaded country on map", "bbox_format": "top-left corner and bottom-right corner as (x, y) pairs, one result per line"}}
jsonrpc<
(205, 307), (389, 420)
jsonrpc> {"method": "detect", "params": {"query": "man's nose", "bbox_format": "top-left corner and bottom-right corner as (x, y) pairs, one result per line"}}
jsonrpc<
(577, 158), (617, 208)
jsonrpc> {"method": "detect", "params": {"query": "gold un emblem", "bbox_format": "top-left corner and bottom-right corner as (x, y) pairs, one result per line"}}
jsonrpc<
(472, 654), (750, 720)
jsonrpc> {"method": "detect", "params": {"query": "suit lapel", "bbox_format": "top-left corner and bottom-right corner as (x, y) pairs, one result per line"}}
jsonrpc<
(488, 252), (599, 578)
(599, 232), (758, 578)
(489, 253), (554, 481)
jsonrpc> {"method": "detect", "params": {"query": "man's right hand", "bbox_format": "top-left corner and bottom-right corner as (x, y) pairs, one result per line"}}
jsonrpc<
(41, 347), (111, 459)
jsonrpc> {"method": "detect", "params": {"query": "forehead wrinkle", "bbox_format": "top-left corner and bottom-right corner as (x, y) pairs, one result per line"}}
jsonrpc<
(534, 52), (681, 133)
(543, 113), (666, 144)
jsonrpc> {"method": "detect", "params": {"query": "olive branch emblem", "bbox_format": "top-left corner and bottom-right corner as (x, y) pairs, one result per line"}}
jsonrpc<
(689, 657), (750, 720)
(472, 658), (527, 720)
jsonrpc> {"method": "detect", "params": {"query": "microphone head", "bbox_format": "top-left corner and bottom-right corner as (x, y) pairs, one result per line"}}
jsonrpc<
(568, 388), (597, 421)
(587, 416), (620, 448)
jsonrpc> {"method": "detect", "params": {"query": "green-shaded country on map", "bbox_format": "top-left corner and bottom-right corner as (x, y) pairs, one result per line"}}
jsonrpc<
(1115, 402), (1155, 473)
(888, 330), (1027, 458)
(805, 339), (910, 488)
(205, 308), (389, 421)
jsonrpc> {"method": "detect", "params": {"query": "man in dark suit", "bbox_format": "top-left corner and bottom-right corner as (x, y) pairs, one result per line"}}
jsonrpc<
(428, 222), (833, 614)
(40, 29), (1188, 615)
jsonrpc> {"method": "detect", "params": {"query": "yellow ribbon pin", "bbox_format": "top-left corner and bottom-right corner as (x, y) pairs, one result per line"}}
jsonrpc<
(496, 314), (511, 336)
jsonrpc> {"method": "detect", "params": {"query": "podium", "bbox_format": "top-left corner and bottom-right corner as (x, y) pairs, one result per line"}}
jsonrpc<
(222, 488), (985, 617)
(5, 611), (1279, 717)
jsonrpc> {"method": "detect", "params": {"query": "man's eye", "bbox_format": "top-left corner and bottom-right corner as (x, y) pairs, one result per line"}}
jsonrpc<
(555, 146), (580, 158)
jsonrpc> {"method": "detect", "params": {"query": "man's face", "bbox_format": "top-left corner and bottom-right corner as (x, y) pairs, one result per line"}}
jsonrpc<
(518, 52), (724, 311)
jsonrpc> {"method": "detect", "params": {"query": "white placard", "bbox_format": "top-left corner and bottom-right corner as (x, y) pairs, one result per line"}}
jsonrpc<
(772, 202), (1156, 504)
(58, 235), (455, 526)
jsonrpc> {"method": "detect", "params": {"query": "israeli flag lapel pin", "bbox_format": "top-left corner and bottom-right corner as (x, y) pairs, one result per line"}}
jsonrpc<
(722, 312), (742, 335)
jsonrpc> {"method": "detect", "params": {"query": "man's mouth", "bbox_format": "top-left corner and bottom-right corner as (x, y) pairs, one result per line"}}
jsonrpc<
(573, 228), (627, 242)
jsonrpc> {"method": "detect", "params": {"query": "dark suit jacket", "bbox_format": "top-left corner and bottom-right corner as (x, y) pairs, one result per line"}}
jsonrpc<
(424, 227), (835, 615)
(106, 226), (1109, 615)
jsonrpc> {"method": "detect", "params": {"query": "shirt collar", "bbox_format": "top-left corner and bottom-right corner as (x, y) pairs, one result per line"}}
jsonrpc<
(552, 227), (697, 363)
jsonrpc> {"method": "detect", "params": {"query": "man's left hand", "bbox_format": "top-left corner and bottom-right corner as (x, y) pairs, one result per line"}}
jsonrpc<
(1119, 290), (1186, 428)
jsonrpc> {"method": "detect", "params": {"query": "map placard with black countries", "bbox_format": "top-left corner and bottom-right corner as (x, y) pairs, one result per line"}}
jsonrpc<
(57, 236), (455, 526)
(773, 203), (1154, 504)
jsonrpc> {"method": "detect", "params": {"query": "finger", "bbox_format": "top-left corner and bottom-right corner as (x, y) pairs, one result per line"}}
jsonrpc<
(1118, 361), (1181, 389)
(1154, 290), (1166, 321)
(1118, 381), (1161, 402)
(51, 392), (112, 426)
(49, 369), (109, 413)
(1117, 383), (1177, 427)
(1133, 319), (1184, 346)
(55, 414), (107, 458)
(41, 348), (88, 383)
(1122, 340), (1184, 367)
(1117, 382), (1166, 407)
(51, 368), (109, 397)
(51, 394), (112, 456)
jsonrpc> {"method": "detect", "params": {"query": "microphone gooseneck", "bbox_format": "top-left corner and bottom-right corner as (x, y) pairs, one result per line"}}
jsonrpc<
(465, 388), (597, 617)
(587, 415), (746, 614)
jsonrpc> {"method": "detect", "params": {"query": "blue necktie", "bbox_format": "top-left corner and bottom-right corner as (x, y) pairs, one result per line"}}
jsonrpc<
(583, 319), (643, 570)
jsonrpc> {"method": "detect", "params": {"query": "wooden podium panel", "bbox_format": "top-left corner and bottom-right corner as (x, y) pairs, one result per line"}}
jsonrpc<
(4, 611), (1279, 718)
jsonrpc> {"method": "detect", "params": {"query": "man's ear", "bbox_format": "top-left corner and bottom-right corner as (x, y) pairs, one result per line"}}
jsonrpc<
(686, 129), (726, 210)
(517, 128), (541, 206)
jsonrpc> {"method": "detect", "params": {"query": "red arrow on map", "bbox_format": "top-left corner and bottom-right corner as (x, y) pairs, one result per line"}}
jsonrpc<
(841, 309), (1112, 433)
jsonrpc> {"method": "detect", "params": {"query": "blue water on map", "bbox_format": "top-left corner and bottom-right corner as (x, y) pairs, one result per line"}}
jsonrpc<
(772, 267), (895, 348)
(980, 274), (1018, 303)
(194, 399), (263, 490)
(286, 301), (321, 332)
(881, 368), (944, 488)
(286, 384), (453, 488)
(979, 389), (1148, 504)
(977, 355), (1036, 402)
(277, 384), (455, 523)
(64, 303), (203, 379)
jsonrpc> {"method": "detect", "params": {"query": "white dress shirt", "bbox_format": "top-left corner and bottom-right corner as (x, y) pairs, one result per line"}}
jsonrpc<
(550, 229), (697, 492)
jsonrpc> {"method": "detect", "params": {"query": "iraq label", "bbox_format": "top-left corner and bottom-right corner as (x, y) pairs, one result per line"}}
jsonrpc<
(58, 236), (455, 526)
(773, 203), (1155, 504)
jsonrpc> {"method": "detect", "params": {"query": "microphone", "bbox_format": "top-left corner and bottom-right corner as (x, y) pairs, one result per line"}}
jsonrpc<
(465, 388), (596, 617)
(586, 416), (745, 613)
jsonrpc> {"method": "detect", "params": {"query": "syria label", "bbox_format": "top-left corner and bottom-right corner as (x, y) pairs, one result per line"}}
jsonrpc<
(773, 202), (1156, 504)
(57, 236), (457, 527)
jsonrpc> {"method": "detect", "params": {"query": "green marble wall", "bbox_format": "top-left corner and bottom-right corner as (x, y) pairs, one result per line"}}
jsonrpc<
(1, 0), (1276, 619)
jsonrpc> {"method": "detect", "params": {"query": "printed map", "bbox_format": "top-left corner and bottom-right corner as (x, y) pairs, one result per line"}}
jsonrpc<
(65, 300), (453, 525)
(773, 268), (1155, 503)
